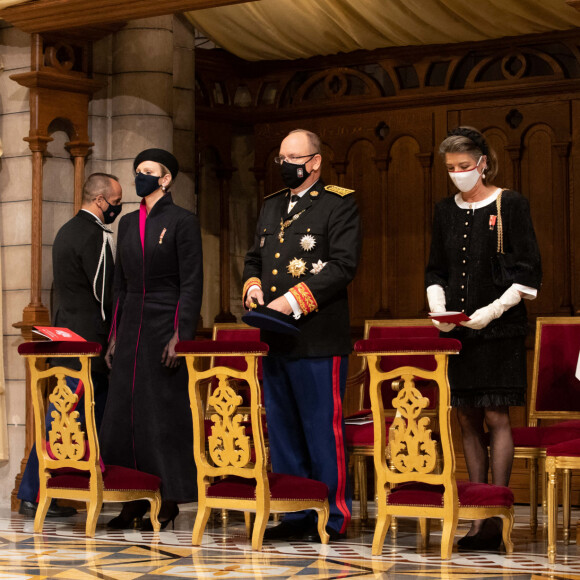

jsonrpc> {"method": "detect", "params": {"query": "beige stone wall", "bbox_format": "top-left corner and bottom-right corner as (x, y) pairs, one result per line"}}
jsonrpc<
(0, 15), (199, 506)
(0, 21), (31, 504)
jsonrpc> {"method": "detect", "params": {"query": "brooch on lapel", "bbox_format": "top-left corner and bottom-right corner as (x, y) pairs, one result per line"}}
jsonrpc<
(287, 258), (307, 278)
(310, 260), (327, 275)
(159, 228), (167, 244)
(300, 234), (316, 251)
(489, 215), (497, 231)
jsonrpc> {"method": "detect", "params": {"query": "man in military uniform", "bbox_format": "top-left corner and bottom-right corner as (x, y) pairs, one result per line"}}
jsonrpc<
(243, 129), (361, 541)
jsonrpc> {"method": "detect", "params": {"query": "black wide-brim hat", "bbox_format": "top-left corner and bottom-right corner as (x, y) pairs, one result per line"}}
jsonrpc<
(133, 148), (179, 180)
(242, 304), (300, 336)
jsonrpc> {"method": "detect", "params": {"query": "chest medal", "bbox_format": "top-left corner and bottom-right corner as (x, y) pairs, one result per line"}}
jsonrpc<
(300, 234), (316, 251)
(287, 258), (307, 278)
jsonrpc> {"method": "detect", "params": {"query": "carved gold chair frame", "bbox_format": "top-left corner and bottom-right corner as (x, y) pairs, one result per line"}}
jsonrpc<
(21, 347), (161, 536)
(358, 341), (514, 559)
(180, 343), (330, 550)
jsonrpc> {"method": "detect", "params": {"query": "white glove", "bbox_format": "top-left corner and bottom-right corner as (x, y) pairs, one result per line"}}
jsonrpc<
(461, 285), (522, 330)
(427, 285), (455, 333)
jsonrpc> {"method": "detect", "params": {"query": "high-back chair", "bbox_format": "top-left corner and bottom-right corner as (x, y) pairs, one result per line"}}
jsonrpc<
(510, 317), (580, 533)
(209, 323), (263, 422)
(546, 437), (580, 563)
(18, 341), (161, 536)
(354, 337), (514, 559)
(176, 339), (330, 550)
(345, 319), (439, 520)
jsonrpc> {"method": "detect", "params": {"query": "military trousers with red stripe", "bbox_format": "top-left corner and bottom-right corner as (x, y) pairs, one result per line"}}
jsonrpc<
(262, 355), (352, 535)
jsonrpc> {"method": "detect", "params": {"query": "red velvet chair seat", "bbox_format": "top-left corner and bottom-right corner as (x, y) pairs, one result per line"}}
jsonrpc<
(387, 481), (514, 508)
(18, 341), (102, 356)
(512, 425), (580, 447)
(546, 438), (580, 457)
(175, 340), (268, 356)
(345, 416), (395, 446)
(47, 464), (160, 492)
(207, 473), (328, 501)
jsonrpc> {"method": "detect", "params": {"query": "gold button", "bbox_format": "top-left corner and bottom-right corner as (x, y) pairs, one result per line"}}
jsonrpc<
(461, 285), (464, 289)
(462, 247), (466, 251)
(263, 228), (267, 232)
(272, 269), (278, 275)
(465, 222), (469, 226)
(462, 309), (465, 313)
(280, 239), (284, 243)
(462, 272), (466, 276)
(464, 234), (467, 238)
(275, 253), (280, 258)
(271, 286), (276, 292)
(461, 298), (465, 302)
(307, 228), (311, 232)
(467, 211), (470, 215)
(462, 260), (466, 264)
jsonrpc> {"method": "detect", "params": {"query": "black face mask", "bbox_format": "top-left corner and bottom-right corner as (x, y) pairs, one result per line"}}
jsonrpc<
(280, 160), (310, 189)
(135, 173), (162, 198)
(102, 201), (122, 224)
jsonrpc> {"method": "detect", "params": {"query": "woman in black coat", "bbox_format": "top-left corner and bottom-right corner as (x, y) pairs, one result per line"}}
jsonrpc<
(425, 127), (541, 550)
(100, 149), (203, 529)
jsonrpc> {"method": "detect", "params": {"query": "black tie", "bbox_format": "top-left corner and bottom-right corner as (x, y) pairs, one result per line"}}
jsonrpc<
(290, 194), (299, 204)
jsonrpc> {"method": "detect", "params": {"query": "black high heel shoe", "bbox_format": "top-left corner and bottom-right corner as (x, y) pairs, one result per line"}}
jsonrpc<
(107, 500), (148, 530)
(141, 503), (179, 531)
(458, 518), (503, 552)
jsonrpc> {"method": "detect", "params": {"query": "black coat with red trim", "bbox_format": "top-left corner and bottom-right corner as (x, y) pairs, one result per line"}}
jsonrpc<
(243, 179), (361, 357)
(99, 193), (203, 502)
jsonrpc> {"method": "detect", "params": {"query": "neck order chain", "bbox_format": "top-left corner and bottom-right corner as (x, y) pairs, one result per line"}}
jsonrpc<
(278, 209), (306, 243)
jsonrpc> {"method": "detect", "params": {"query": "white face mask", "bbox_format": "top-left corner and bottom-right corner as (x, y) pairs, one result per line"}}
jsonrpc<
(448, 156), (483, 192)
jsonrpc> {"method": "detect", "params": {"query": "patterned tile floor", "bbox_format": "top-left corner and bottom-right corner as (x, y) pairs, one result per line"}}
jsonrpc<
(1, 503), (580, 579)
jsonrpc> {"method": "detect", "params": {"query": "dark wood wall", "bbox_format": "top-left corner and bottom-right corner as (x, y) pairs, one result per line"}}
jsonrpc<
(195, 29), (580, 503)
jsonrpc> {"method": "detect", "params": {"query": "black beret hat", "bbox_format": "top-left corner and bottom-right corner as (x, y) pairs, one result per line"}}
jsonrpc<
(133, 148), (179, 180)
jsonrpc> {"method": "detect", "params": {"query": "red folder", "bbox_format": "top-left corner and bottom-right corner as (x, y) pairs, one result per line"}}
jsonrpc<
(33, 326), (87, 342)
(428, 312), (470, 325)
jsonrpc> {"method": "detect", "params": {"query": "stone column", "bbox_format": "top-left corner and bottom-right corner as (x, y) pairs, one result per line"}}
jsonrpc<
(111, 16), (175, 215)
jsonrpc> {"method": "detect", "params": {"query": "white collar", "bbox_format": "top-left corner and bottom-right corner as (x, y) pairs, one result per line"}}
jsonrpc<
(291, 180), (319, 199)
(454, 188), (502, 210)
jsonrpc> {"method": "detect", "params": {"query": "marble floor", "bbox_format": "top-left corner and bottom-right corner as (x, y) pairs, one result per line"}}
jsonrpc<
(1, 502), (580, 579)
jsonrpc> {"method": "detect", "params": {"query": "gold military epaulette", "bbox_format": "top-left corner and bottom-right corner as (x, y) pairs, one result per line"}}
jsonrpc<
(264, 187), (289, 200)
(325, 184), (355, 197)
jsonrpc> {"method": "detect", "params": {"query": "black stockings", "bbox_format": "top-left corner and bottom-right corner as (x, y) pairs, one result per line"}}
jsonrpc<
(456, 405), (513, 535)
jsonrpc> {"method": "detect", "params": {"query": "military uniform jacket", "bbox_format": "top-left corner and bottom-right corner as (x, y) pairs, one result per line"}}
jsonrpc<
(243, 180), (361, 357)
(52, 210), (114, 374)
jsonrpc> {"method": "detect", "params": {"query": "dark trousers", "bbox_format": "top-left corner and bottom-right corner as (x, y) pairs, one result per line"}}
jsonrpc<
(18, 372), (108, 503)
(262, 355), (352, 534)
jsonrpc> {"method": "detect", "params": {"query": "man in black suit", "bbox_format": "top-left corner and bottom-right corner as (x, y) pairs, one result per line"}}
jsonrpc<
(18, 173), (122, 517)
(243, 129), (361, 541)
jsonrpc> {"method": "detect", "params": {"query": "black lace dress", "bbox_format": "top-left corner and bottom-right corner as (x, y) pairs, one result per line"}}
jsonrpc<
(425, 189), (542, 407)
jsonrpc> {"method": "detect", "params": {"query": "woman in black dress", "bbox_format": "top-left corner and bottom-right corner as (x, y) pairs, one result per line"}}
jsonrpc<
(100, 149), (203, 529)
(425, 127), (541, 550)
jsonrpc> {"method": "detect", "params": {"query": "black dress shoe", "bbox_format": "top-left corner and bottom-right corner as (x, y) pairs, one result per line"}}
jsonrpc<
(263, 521), (310, 540)
(457, 534), (479, 551)
(19, 500), (77, 518)
(303, 526), (346, 542)
(458, 519), (502, 552)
